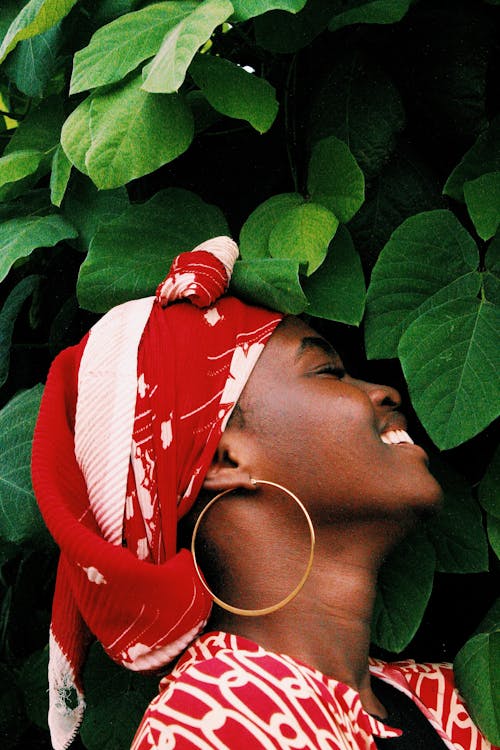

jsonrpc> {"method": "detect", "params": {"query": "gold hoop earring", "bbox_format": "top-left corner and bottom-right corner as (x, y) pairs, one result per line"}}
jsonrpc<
(190, 479), (315, 617)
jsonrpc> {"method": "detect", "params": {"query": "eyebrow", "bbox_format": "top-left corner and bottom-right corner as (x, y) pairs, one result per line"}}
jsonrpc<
(295, 336), (340, 362)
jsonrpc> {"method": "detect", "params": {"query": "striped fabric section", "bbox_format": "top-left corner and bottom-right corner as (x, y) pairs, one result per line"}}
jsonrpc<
(74, 297), (155, 545)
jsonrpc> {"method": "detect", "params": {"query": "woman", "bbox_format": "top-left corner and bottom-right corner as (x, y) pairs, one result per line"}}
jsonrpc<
(32, 238), (495, 750)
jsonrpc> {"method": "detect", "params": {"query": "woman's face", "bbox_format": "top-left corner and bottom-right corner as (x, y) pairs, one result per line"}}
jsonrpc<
(232, 316), (443, 522)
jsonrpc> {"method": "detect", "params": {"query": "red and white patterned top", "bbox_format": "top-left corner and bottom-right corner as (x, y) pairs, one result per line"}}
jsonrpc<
(132, 631), (497, 750)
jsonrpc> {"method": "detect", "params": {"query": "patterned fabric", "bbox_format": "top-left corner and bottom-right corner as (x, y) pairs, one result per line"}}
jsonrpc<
(132, 632), (498, 750)
(31, 239), (283, 750)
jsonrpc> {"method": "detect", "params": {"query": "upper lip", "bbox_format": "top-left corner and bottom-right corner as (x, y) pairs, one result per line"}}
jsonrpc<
(379, 413), (408, 436)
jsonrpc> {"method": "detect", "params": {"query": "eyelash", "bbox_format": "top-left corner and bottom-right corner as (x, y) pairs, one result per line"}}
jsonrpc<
(316, 365), (345, 379)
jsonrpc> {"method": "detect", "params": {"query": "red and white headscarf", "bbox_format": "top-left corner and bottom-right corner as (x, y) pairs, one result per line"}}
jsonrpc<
(31, 237), (283, 750)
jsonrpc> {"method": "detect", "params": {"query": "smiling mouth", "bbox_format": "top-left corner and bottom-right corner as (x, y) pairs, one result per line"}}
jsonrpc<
(380, 429), (415, 446)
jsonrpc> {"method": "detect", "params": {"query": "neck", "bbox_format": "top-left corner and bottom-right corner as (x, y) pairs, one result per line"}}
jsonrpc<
(208, 515), (413, 716)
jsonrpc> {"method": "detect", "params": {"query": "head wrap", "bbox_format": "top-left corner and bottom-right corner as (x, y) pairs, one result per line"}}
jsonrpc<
(31, 237), (283, 750)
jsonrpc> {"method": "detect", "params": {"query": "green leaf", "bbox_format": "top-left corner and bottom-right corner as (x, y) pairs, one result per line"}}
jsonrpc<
(301, 225), (365, 325)
(0, 148), (45, 190)
(0, 0), (78, 64)
(268, 201), (338, 275)
(231, 0), (306, 22)
(70, 2), (198, 94)
(4, 23), (61, 98)
(479, 446), (500, 518)
(50, 144), (71, 207)
(398, 297), (500, 450)
(142, 0), (233, 94)
(189, 54), (278, 134)
(307, 135), (365, 223)
(464, 172), (500, 242)
(444, 117), (500, 202)
(230, 258), (308, 314)
(349, 147), (445, 271)
(18, 646), (49, 729)
(239, 193), (304, 259)
(0, 663), (24, 749)
(372, 530), (435, 653)
(254, 0), (333, 53)
(62, 176), (129, 252)
(4, 96), (63, 155)
(455, 601), (500, 745)
(0, 386), (50, 546)
(309, 52), (405, 179)
(365, 210), (480, 359)
(328, 0), (412, 32)
(0, 213), (77, 283)
(424, 459), (489, 573)
(488, 515), (500, 559)
(80, 643), (157, 750)
(77, 188), (228, 311)
(60, 95), (92, 176)
(484, 235), (500, 305)
(0, 276), (40, 388)
(85, 75), (194, 189)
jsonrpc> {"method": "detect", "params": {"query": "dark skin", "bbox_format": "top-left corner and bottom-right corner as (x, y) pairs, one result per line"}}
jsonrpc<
(194, 316), (443, 719)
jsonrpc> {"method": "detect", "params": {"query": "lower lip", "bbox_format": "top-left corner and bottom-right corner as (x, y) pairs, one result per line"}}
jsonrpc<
(384, 442), (429, 463)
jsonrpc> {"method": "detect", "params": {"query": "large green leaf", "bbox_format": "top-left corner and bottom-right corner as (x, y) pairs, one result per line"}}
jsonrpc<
(0, 0), (77, 63)
(231, 258), (308, 314)
(309, 52), (405, 179)
(80, 643), (157, 750)
(268, 201), (338, 275)
(444, 117), (500, 202)
(455, 599), (500, 746)
(0, 149), (45, 189)
(189, 54), (278, 134)
(365, 210), (480, 359)
(0, 386), (50, 546)
(372, 530), (436, 653)
(307, 135), (365, 223)
(464, 172), (500, 242)
(49, 144), (71, 207)
(62, 176), (129, 252)
(142, 0), (233, 94)
(479, 446), (500, 518)
(60, 95), (92, 175)
(0, 276), (39, 388)
(85, 75), (194, 189)
(424, 459), (489, 573)
(70, 2), (198, 94)
(0, 213), (77, 283)
(4, 23), (61, 97)
(0, 663), (24, 749)
(301, 225), (365, 325)
(77, 188), (228, 311)
(328, 0), (412, 31)
(231, 0), (306, 22)
(18, 646), (49, 730)
(239, 193), (304, 259)
(398, 297), (500, 450)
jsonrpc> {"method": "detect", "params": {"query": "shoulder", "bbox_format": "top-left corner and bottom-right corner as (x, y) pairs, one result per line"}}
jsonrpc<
(132, 634), (364, 750)
(370, 659), (498, 750)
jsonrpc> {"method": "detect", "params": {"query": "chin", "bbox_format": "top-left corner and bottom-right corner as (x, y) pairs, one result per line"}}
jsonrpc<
(410, 475), (444, 517)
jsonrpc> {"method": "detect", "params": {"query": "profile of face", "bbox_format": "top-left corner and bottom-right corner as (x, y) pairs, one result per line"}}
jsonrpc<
(206, 316), (443, 525)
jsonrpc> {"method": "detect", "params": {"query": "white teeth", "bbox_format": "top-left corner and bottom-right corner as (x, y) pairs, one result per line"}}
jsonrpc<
(380, 429), (414, 445)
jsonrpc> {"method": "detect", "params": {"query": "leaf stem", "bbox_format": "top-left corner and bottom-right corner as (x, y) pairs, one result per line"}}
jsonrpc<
(284, 54), (299, 193)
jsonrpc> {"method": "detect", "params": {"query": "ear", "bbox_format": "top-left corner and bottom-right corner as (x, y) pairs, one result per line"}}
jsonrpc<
(203, 431), (256, 493)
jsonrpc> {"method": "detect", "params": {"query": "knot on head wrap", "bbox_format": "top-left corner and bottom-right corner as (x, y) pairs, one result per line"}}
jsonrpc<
(156, 236), (239, 308)
(31, 237), (283, 750)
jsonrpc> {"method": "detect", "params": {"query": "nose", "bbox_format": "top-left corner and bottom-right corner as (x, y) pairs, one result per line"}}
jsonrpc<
(351, 378), (402, 411)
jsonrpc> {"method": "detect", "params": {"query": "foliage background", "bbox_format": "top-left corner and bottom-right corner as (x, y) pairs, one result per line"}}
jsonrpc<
(0, 0), (498, 747)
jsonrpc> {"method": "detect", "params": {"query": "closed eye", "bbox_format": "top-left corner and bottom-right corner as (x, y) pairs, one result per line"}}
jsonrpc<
(315, 364), (345, 379)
